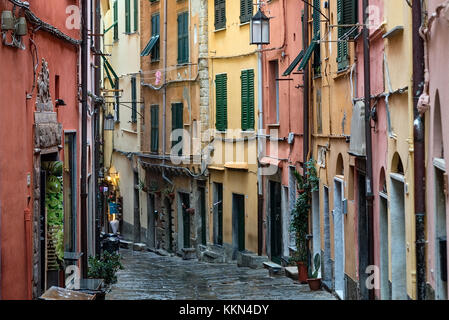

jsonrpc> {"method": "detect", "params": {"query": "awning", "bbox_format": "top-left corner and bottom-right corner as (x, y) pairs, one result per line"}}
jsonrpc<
(141, 35), (160, 57)
(297, 33), (320, 71)
(101, 55), (119, 89)
(259, 157), (282, 168)
(283, 50), (304, 76)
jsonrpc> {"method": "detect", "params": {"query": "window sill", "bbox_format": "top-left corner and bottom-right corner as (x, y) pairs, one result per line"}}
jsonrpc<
(267, 124), (280, 128)
(333, 66), (350, 80)
(214, 27), (226, 33)
(239, 21), (250, 27)
(177, 62), (190, 67)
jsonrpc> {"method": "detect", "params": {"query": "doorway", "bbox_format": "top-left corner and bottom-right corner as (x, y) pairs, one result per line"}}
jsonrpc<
(147, 194), (156, 249)
(213, 183), (223, 246)
(199, 187), (207, 245)
(165, 198), (174, 252)
(270, 181), (282, 264)
(323, 186), (332, 289)
(390, 174), (407, 299)
(379, 192), (390, 300)
(232, 193), (245, 259)
(358, 172), (370, 300)
(180, 193), (191, 249)
(333, 178), (345, 299)
(312, 190), (321, 275)
(435, 166), (448, 300)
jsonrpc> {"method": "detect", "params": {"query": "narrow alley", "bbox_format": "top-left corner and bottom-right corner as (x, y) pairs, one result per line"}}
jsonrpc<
(106, 249), (336, 300)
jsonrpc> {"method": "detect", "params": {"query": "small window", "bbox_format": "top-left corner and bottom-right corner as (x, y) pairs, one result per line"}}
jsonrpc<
(151, 105), (159, 153)
(215, 74), (228, 131)
(131, 76), (137, 123)
(151, 13), (160, 61)
(113, 0), (118, 40)
(171, 103), (184, 156)
(125, 0), (131, 33)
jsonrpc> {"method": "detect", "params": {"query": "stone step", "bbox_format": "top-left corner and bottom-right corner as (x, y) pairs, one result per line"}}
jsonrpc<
(119, 240), (133, 249)
(285, 266), (299, 280)
(263, 261), (285, 276)
(133, 243), (147, 251)
(182, 247), (196, 260)
(156, 249), (169, 257)
(237, 251), (269, 269)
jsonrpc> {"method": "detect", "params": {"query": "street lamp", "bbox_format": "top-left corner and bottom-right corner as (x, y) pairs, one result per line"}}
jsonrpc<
(250, 8), (270, 45)
(104, 113), (115, 131)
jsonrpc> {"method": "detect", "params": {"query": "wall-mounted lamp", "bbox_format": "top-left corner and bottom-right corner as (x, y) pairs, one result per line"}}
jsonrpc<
(1, 10), (27, 50)
(56, 99), (66, 107)
(104, 113), (115, 131)
(250, 9), (270, 45)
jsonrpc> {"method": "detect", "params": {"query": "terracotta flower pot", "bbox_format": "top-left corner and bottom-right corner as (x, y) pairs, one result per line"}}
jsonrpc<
(296, 262), (308, 284)
(307, 278), (322, 291)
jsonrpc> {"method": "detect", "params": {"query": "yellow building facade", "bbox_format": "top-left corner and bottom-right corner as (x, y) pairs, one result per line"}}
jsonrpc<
(207, 0), (260, 259)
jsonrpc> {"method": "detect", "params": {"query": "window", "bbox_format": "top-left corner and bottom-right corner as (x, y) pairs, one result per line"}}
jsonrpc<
(177, 12), (189, 64)
(113, 0), (118, 40)
(114, 78), (120, 122)
(337, 0), (358, 71)
(171, 103), (183, 156)
(134, 0), (138, 32)
(240, 0), (253, 24)
(214, 0), (226, 30)
(241, 69), (255, 131)
(269, 61), (279, 124)
(313, 0), (321, 75)
(131, 76), (137, 123)
(215, 74), (228, 131)
(125, 0), (131, 33)
(151, 105), (159, 152)
(151, 13), (160, 61)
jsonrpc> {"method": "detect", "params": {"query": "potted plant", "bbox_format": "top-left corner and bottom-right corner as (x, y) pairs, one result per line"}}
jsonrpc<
(290, 159), (319, 284)
(88, 251), (124, 289)
(307, 253), (322, 291)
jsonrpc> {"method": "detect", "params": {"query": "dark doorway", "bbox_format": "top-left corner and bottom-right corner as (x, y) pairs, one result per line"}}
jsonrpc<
(180, 193), (190, 248)
(133, 170), (141, 243)
(232, 194), (245, 258)
(147, 194), (156, 249)
(358, 172), (370, 300)
(213, 183), (223, 246)
(199, 187), (207, 245)
(270, 181), (282, 264)
(165, 198), (174, 252)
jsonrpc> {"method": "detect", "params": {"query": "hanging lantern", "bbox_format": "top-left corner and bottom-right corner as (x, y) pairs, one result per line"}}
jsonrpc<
(104, 113), (115, 131)
(250, 9), (270, 45)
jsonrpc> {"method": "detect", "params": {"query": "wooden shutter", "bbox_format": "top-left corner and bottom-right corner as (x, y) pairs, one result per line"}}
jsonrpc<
(125, 0), (131, 33)
(151, 14), (160, 60)
(134, 0), (138, 32)
(313, 0), (320, 36)
(215, 0), (226, 30)
(240, 0), (252, 23)
(215, 74), (227, 131)
(131, 76), (137, 122)
(151, 105), (159, 152)
(241, 70), (254, 131)
(247, 69), (254, 130)
(113, 0), (118, 40)
(336, 0), (348, 70)
(178, 13), (188, 63)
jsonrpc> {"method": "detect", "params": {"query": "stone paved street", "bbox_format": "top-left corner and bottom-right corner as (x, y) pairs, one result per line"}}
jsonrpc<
(106, 249), (337, 300)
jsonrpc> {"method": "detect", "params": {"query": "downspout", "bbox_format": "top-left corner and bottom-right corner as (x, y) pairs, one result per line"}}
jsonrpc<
(257, 2), (264, 256)
(413, 0), (426, 300)
(303, 3), (309, 168)
(162, 0), (172, 187)
(94, 0), (102, 257)
(362, 0), (375, 300)
(80, 0), (89, 278)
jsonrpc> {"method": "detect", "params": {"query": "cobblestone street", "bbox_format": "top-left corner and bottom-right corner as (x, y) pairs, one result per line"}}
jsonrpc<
(106, 249), (336, 300)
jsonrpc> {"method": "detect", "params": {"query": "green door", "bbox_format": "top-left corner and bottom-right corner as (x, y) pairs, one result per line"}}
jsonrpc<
(234, 194), (245, 252)
(270, 181), (282, 264)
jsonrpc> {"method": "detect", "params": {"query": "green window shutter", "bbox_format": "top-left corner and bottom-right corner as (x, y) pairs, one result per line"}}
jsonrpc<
(171, 103), (183, 155)
(240, 0), (252, 24)
(215, 0), (226, 30)
(241, 69), (254, 131)
(336, 0), (348, 71)
(125, 0), (131, 33)
(114, 78), (120, 121)
(113, 0), (118, 40)
(134, 0), (138, 32)
(151, 105), (159, 152)
(151, 13), (160, 61)
(177, 12), (189, 64)
(215, 74), (227, 131)
(247, 69), (254, 130)
(131, 76), (137, 123)
(313, 0), (320, 36)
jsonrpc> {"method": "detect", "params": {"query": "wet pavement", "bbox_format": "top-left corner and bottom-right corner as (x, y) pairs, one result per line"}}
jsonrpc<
(106, 248), (337, 300)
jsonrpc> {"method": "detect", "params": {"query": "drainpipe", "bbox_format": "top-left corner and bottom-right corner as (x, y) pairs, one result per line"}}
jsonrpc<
(362, 0), (375, 300)
(161, 0), (172, 187)
(412, 0), (426, 300)
(303, 3), (309, 168)
(80, 0), (89, 278)
(257, 2), (264, 256)
(94, 0), (102, 257)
